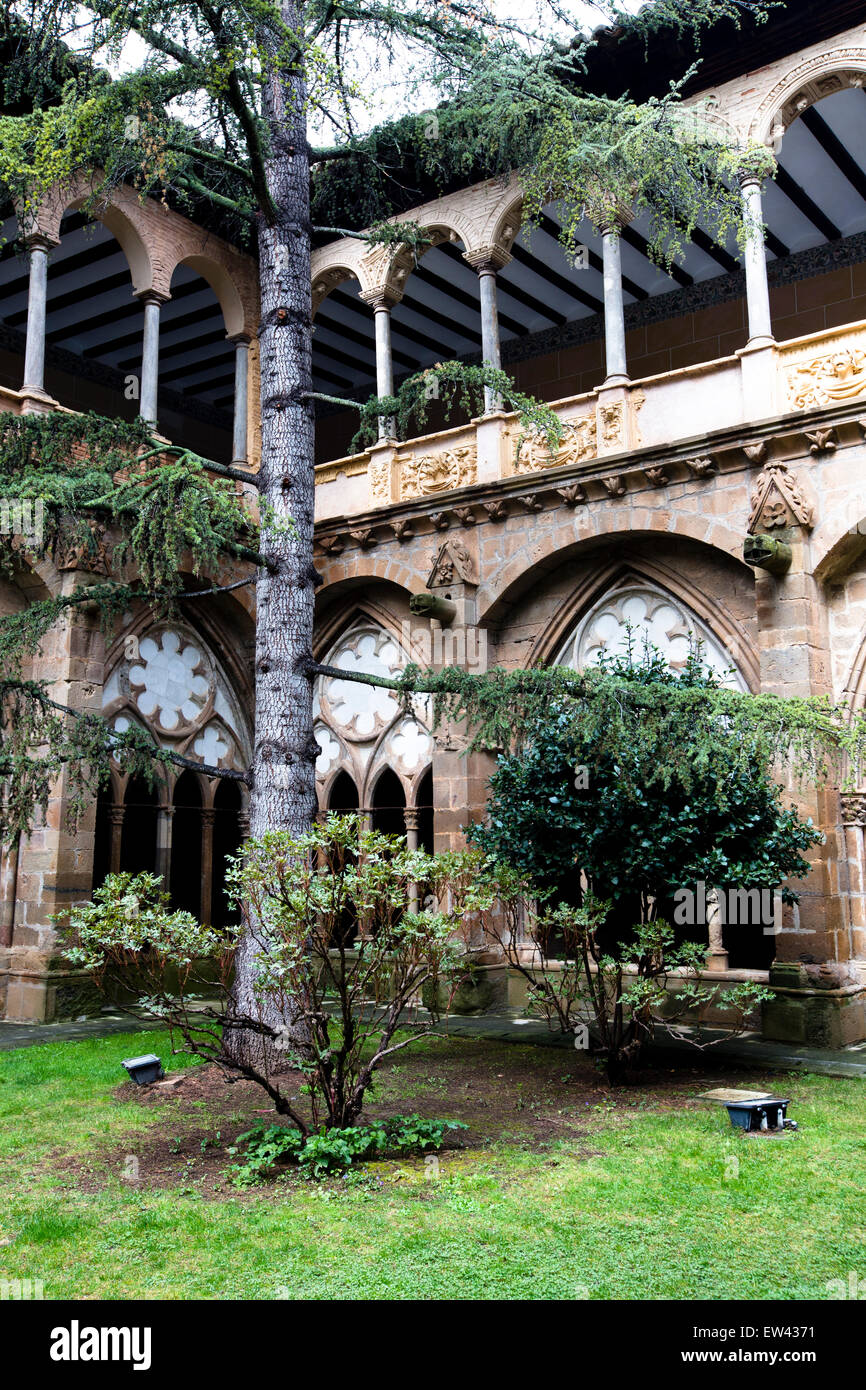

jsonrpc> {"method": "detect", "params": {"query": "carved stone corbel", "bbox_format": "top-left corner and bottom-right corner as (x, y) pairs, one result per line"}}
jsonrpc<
(685, 455), (718, 478)
(557, 483), (588, 507)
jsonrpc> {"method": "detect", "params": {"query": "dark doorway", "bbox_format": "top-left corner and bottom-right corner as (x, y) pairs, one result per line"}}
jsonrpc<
(170, 772), (202, 919)
(120, 777), (158, 878)
(415, 767), (434, 854)
(91, 785), (113, 892)
(371, 767), (405, 838)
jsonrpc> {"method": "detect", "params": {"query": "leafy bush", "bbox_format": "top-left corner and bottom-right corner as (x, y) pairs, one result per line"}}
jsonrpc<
(471, 643), (821, 959)
(228, 1114), (467, 1184)
(64, 819), (493, 1130)
(477, 878), (770, 1084)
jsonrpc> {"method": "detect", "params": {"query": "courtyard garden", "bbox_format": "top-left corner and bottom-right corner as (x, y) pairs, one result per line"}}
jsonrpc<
(0, 1025), (863, 1301)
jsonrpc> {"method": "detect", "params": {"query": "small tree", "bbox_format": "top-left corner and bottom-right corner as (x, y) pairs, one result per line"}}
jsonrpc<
(64, 816), (490, 1131)
(471, 644), (822, 947)
(477, 874), (769, 1084)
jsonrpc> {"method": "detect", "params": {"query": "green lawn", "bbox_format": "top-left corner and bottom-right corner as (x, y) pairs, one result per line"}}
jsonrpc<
(0, 1028), (864, 1300)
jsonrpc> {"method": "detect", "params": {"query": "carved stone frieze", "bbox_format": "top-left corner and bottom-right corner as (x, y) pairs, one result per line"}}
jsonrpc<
(509, 413), (597, 474)
(399, 443), (477, 501)
(784, 338), (866, 411)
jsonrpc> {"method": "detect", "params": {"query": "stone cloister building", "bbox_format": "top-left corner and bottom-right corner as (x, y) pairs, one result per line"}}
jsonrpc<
(2, 2), (866, 1044)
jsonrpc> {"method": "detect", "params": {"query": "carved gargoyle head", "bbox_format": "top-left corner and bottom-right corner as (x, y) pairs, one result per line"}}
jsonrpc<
(743, 533), (792, 576)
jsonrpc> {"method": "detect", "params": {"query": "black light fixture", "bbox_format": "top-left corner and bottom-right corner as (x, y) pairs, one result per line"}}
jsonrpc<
(725, 1096), (796, 1132)
(121, 1053), (165, 1085)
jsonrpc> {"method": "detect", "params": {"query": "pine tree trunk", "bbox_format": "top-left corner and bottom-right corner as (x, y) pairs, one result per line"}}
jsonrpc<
(225, 7), (317, 1071)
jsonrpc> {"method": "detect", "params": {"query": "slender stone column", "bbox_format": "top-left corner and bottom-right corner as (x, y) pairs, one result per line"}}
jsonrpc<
(739, 174), (774, 348)
(478, 264), (502, 413)
(465, 247), (510, 414)
(0, 835), (19, 948)
(600, 223), (629, 386)
(109, 805), (126, 876)
(404, 807), (420, 910)
(372, 299), (395, 441)
(137, 291), (165, 425)
(230, 335), (251, 465)
(200, 807), (215, 926)
(22, 234), (56, 396)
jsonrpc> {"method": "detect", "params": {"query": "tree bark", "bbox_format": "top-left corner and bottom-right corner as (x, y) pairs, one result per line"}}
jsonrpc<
(225, 3), (317, 1071)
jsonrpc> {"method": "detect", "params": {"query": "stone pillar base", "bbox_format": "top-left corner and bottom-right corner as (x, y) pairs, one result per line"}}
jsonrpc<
(0, 948), (102, 1023)
(762, 962), (866, 1048)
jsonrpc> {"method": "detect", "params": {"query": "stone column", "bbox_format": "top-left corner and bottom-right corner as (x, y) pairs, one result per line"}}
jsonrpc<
(404, 807), (420, 910)
(21, 233), (57, 401)
(200, 807), (215, 926)
(464, 247), (510, 414)
(108, 805), (125, 875)
(600, 222), (630, 386)
(137, 291), (165, 426)
(840, 794), (866, 968)
(0, 836), (20, 948)
(371, 297), (395, 441)
(739, 174), (774, 349)
(230, 335), (251, 466)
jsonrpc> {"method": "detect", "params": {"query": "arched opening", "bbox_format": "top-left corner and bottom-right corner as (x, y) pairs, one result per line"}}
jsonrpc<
(328, 769), (360, 813)
(212, 779), (243, 927)
(170, 771), (202, 919)
(120, 777), (158, 877)
(415, 766), (434, 855)
(764, 82), (866, 342)
(91, 784), (113, 892)
(155, 264), (235, 462)
(326, 770), (360, 945)
(371, 767), (406, 838)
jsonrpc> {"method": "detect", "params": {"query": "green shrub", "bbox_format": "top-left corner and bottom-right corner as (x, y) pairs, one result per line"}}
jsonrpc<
(228, 1114), (467, 1184)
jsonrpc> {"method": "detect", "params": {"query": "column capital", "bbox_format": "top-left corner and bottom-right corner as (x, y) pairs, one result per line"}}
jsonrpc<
(22, 230), (60, 254)
(403, 807), (421, 833)
(737, 168), (766, 191)
(463, 245), (512, 273)
(358, 287), (400, 311)
(134, 288), (170, 307)
(227, 331), (253, 347)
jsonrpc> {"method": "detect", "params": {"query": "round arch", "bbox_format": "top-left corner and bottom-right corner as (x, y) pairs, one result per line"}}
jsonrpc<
(748, 48), (866, 147)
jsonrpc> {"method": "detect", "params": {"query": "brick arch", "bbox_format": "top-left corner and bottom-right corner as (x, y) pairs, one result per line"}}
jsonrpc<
(172, 254), (251, 339)
(811, 501), (866, 584)
(311, 240), (367, 315)
(747, 48), (866, 146)
(316, 551), (428, 601)
(477, 508), (748, 624)
(25, 179), (153, 295)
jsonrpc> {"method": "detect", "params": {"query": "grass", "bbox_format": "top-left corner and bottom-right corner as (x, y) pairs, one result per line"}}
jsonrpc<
(0, 1028), (864, 1300)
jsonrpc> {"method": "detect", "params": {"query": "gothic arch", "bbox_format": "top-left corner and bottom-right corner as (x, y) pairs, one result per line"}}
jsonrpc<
(528, 553), (759, 690)
(551, 574), (751, 690)
(313, 615), (432, 808)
